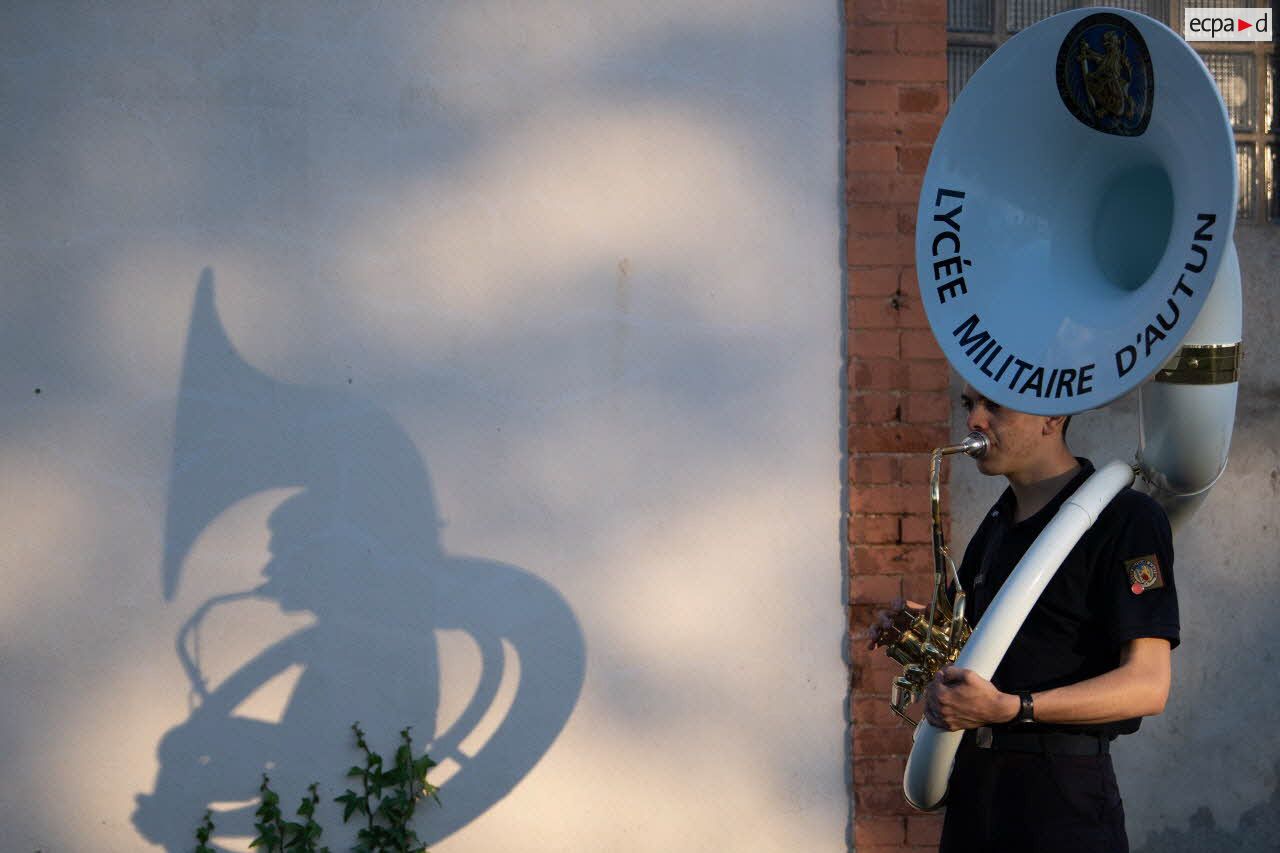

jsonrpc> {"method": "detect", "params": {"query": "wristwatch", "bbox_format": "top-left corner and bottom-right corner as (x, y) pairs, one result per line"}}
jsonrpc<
(1015, 691), (1035, 724)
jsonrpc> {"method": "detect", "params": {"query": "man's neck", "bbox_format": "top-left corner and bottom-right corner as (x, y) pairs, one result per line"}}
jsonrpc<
(1008, 455), (1082, 523)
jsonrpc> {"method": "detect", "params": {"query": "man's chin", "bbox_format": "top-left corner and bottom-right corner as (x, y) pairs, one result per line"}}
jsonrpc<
(975, 456), (1002, 476)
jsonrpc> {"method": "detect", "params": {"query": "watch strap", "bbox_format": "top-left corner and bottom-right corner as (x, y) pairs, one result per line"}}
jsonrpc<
(1016, 691), (1035, 724)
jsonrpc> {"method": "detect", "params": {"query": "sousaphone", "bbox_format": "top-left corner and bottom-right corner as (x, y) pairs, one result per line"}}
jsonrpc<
(873, 8), (1242, 810)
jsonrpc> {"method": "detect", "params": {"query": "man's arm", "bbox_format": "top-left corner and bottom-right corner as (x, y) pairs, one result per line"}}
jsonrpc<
(923, 637), (1172, 730)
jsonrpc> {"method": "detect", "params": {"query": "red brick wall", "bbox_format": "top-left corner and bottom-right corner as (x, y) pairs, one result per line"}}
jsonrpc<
(844, 1), (950, 850)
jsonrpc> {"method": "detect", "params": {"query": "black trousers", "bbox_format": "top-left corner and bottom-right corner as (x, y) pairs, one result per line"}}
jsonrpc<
(939, 735), (1128, 853)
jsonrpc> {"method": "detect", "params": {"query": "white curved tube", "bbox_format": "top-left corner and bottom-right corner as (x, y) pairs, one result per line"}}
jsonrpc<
(1138, 242), (1242, 529)
(903, 460), (1137, 811)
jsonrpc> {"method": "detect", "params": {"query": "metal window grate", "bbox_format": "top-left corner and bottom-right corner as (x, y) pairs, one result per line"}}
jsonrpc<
(949, 0), (994, 33)
(1202, 53), (1257, 132)
(1189, 0), (1253, 7)
(1005, 0), (1167, 33)
(1268, 59), (1275, 134)
(1267, 143), (1278, 221)
(1238, 143), (1257, 220)
(1006, 0), (1073, 33)
(948, 46), (994, 104)
(1090, 0), (1168, 21)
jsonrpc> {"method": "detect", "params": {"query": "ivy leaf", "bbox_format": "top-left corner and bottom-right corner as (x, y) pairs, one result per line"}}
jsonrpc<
(335, 790), (366, 822)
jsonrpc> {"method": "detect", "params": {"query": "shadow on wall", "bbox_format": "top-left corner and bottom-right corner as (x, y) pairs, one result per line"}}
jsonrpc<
(1133, 760), (1280, 853)
(132, 269), (585, 850)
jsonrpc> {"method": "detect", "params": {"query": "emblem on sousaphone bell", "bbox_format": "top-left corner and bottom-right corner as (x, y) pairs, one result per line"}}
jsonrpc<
(1056, 12), (1154, 136)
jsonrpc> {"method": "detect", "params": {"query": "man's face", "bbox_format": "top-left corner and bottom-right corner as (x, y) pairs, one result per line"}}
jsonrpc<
(959, 384), (1056, 478)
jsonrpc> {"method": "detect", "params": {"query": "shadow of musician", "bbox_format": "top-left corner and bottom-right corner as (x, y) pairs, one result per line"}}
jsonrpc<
(133, 270), (585, 850)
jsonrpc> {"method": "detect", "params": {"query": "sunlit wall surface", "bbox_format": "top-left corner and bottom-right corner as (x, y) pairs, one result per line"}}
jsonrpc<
(0, 3), (845, 851)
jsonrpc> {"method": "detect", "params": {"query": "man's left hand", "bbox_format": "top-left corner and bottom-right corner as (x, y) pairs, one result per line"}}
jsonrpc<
(923, 666), (1018, 731)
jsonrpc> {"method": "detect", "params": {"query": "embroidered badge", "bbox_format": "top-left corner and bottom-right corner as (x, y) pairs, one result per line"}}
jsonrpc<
(1125, 554), (1164, 595)
(1056, 12), (1154, 137)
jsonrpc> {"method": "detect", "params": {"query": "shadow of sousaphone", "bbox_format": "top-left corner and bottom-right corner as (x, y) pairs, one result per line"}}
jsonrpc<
(133, 270), (585, 849)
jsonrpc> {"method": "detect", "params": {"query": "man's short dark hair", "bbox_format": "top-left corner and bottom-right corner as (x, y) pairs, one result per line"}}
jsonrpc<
(1061, 415), (1072, 439)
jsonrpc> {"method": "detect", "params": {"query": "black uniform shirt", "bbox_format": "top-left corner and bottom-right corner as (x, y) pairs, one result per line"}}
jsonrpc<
(957, 458), (1179, 737)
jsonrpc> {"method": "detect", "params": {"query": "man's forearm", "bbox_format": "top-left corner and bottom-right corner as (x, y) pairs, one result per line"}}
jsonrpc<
(1022, 637), (1171, 725)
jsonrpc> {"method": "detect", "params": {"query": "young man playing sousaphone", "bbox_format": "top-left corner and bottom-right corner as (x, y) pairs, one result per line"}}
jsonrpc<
(869, 383), (1178, 853)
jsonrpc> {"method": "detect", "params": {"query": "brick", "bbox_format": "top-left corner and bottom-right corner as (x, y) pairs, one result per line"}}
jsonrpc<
(850, 573), (903, 604)
(851, 267), (902, 297)
(849, 625), (884, 661)
(848, 235), (915, 268)
(900, 512), (935, 544)
(898, 266), (920, 292)
(907, 813), (946, 845)
(855, 724), (916, 755)
(895, 289), (932, 328)
(860, 655), (911, 696)
(848, 141), (900, 174)
(866, 649), (914, 681)
(906, 359), (951, 391)
(847, 24), (897, 54)
(849, 423), (949, 453)
(898, 85), (946, 114)
(851, 358), (910, 391)
(852, 543), (931, 574)
(851, 329), (901, 360)
(899, 144), (933, 175)
(853, 755), (907, 785)
(853, 816), (905, 848)
(897, 22), (948, 55)
(851, 389), (901, 421)
(901, 328), (943, 359)
(852, 455), (900, 483)
(850, 514), (901, 544)
(903, 115), (945, 142)
(847, 113), (904, 142)
(858, 782), (918, 815)
(848, 0), (946, 24)
(848, 205), (898, 235)
(855, 673), (894, 700)
(902, 454), (945, 484)
(846, 53), (946, 84)
(851, 483), (915, 514)
(851, 294), (906, 329)
(897, 206), (917, 235)
(903, 574), (945, 605)
(854, 696), (911, 729)
(904, 391), (950, 423)
(846, 81), (900, 113)
(848, 173), (922, 204)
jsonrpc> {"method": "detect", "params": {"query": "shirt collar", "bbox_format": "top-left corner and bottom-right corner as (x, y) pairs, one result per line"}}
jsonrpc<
(995, 457), (1096, 530)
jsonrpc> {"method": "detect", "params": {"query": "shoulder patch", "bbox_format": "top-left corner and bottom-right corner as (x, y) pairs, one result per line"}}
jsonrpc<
(1125, 554), (1164, 595)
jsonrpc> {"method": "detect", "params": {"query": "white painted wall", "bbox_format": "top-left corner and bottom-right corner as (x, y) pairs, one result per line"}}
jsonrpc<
(0, 4), (845, 851)
(951, 225), (1280, 850)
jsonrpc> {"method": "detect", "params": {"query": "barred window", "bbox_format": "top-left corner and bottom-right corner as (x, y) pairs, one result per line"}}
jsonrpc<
(947, 1), (1277, 223)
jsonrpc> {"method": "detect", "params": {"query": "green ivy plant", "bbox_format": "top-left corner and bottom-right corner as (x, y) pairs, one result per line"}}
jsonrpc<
(336, 723), (440, 853)
(194, 723), (439, 853)
(251, 777), (327, 852)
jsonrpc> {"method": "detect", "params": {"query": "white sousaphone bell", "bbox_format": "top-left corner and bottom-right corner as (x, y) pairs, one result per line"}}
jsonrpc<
(879, 8), (1242, 810)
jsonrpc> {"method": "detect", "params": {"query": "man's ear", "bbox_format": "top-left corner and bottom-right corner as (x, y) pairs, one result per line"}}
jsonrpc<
(1043, 415), (1067, 436)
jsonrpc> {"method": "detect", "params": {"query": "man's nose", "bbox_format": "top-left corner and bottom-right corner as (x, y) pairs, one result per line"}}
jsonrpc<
(967, 408), (987, 432)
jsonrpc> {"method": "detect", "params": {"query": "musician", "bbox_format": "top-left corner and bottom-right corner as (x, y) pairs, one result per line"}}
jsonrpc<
(870, 383), (1178, 852)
